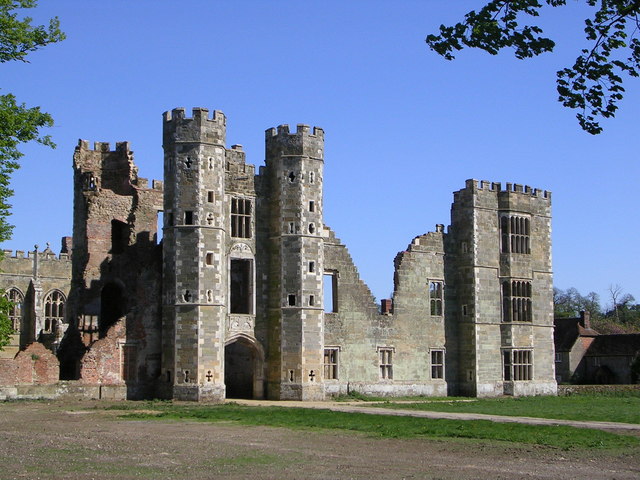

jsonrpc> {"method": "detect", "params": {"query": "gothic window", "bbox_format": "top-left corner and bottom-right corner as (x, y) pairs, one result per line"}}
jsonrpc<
(429, 281), (443, 316)
(44, 290), (66, 333)
(324, 348), (339, 380)
(431, 349), (444, 379)
(502, 280), (532, 322)
(379, 348), (393, 380)
(231, 197), (252, 238)
(503, 349), (533, 381)
(500, 215), (531, 254)
(5, 288), (23, 331)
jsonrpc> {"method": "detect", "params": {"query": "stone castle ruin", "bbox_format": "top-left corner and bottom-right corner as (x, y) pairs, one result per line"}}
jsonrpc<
(0, 107), (557, 400)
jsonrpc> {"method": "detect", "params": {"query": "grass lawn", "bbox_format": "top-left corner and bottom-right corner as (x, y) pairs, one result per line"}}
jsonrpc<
(364, 393), (640, 424)
(107, 403), (640, 451)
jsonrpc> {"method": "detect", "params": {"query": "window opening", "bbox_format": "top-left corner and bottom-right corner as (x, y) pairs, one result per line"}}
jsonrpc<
(288, 294), (296, 307)
(429, 281), (443, 316)
(100, 283), (123, 337)
(323, 273), (338, 313)
(324, 348), (339, 380)
(184, 211), (194, 225)
(288, 222), (295, 234)
(309, 201), (315, 212)
(431, 350), (444, 379)
(230, 259), (252, 314)
(308, 261), (315, 273)
(231, 197), (252, 238)
(44, 290), (66, 333)
(504, 349), (532, 381)
(308, 223), (315, 234)
(111, 220), (128, 254)
(207, 191), (214, 203)
(309, 295), (315, 306)
(500, 214), (531, 254)
(309, 172), (314, 184)
(502, 280), (532, 322)
(379, 348), (393, 379)
(5, 288), (23, 331)
(205, 252), (214, 265)
(288, 171), (296, 182)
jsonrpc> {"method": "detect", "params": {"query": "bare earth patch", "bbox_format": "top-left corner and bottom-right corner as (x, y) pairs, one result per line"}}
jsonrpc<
(0, 400), (638, 479)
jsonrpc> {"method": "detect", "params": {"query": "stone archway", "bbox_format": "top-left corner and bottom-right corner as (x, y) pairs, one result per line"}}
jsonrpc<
(224, 335), (264, 399)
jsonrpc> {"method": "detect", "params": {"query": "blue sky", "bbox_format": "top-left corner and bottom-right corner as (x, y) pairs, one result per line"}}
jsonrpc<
(3, 1), (639, 308)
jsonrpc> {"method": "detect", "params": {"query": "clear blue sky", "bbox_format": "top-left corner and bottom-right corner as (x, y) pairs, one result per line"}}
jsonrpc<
(3, 1), (639, 309)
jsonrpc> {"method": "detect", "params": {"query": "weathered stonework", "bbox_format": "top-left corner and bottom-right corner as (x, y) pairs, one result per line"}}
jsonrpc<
(0, 107), (556, 400)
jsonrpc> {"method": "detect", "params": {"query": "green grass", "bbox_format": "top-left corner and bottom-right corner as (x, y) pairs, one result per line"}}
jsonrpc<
(368, 394), (640, 424)
(109, 403), (639, 451)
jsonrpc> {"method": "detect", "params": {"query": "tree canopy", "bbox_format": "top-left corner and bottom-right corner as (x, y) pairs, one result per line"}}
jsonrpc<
(426, 1), (640, 134)
(0, 0), (64, 350)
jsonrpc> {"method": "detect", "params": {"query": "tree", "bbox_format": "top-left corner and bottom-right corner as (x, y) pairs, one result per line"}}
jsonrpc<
(0, 0), (65, 349)
(426, 1), (640, 134)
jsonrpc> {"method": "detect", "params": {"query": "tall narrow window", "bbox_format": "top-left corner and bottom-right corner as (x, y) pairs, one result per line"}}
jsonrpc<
(111, 220), (128, 254)
(44, 290), (66, 333)
(324, 348), (339, 380)
(230, 259), (252, 314)
(429, 281), (443, 316)
(5, 288), (23, 331)
(500, 214), (531, 254)
(184, 211), (194, 225)
(309, 201), (315, 212)
(231, 197), (252, 238)
(431, 350), (444, 379)
(323, 273), (338, 313)
(504, 349), (532, 381)
(502, 280), (532, 322)
(379, 348), (393, 379)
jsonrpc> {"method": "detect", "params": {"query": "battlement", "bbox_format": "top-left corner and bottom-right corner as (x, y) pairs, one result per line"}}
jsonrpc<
(265, 124), (324, 138)
(76, 140), (131, 153)
(265, 124), (324, 160)
(163, 107), (226, 126)
(464, 179), (551, 200)
(2, 248), (71, 262)
(163, 107), (226, 146)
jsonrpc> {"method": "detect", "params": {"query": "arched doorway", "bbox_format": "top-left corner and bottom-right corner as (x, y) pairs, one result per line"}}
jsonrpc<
(100, 282), (125, 337)
(224, 336), (263, 399)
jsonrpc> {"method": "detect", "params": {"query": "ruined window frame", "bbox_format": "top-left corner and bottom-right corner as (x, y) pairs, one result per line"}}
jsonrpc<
(43, 289), (66, 334)
(323, 271), (338, 313)
(378, 346), (394, 380)
(231, 197), (252, 238)
(429, 281), (443, 316)
(430, 349), (445, 379)
(503, 349), (533, 381)
(323, 347), (339, 380)
(5, 287), (24, 331)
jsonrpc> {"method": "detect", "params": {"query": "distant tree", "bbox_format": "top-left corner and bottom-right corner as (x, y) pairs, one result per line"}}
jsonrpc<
(0, 0), (65, 350)
(553, 287), (602, 318)
(426, 1), (640, 134)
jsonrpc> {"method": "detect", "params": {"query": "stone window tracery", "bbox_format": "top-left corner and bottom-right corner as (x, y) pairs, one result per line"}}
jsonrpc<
(231, 197), (251, 238)
(431, 349), (444, 379)
(502, 280), (532, 322)
(429, 281), (443, 316)
(500, 215), (531, 254)
(44, 290), (66, 333)
(378, 347), (393, 380)
(324, 348), (339, 380)
(503, 349), (533, 381)
(5, 288), (23, 331)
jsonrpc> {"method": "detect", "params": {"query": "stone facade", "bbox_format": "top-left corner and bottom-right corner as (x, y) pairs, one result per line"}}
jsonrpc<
(0, 107), (557, 400)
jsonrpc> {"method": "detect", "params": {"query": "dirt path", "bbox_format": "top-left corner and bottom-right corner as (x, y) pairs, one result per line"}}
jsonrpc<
(0, 400), (638, 480)
(229, 399), (640, 433)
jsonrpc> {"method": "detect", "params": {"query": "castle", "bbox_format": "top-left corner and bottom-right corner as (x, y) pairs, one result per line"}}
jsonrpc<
(0, 107), (557, 400)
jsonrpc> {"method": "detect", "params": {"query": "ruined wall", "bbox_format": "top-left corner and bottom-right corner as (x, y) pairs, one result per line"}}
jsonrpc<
(66, 140), (163, 398)
(0, 343), (59, 386)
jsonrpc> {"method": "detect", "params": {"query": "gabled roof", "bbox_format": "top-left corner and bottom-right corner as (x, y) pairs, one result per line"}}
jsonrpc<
(585, 334), (640, 357)
(554, 316), (599, 352)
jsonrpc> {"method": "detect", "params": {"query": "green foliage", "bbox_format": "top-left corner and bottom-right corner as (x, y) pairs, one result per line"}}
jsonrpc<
(111, 403), (639, 450)
(0, 0), (64, 350)
(426, 0), (640, 134)
(554, 286), (601, 318)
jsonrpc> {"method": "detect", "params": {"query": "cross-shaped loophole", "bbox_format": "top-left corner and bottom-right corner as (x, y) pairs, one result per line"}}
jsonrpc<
(308, 370), (316, 382)
(206, 370), (213, 382)
(184, 157), (193, 169)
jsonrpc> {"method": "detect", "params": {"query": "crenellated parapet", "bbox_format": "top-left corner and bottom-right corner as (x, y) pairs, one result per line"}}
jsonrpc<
(460, 179), (551, 200)
(163, 107), (226, 147)
(265, 124), (324, 161)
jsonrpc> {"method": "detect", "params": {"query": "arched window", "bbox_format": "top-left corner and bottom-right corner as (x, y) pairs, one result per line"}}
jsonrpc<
(44, 290), (66, 333)
(5, 288), (24, 331)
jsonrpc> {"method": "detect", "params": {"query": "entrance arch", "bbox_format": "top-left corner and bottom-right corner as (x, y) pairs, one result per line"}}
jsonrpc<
(224, 335), (264, 399)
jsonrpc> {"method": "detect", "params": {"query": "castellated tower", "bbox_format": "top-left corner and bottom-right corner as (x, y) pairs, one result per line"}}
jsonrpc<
(448, 180), (556, 397)
(264, 124), (325, 400)
(161, 108), (228, 401)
